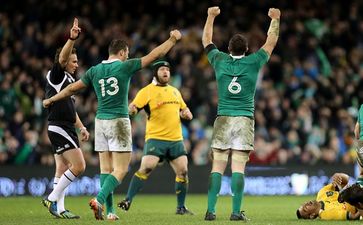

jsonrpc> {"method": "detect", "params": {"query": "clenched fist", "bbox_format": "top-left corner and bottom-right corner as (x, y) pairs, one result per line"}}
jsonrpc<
(208, 6), (220, 17)
(170, 30), (182, 41)
(268, 8), (281, 19)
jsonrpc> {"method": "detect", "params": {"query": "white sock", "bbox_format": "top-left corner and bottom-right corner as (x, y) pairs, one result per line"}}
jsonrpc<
(53, 177), (66, 213)
(48, 169), (76, 202)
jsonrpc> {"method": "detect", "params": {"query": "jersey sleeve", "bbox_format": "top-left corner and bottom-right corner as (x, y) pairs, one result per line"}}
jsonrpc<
(49, 63), (65, 84)
(178, 90), (187, 110)
(132, 87), (149, 108)
(319, 209), (348, 220)
(80, 67), (93, 87)
(250, 48), (269, 69)
(316, 184), (335, 201)
(123, 58), (142, 75)
(205, 44), (221, 68)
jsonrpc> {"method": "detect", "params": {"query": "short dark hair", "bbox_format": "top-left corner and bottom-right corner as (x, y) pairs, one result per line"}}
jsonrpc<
(54, 47), (76, 64)
(296, 209), (302, 219)
(228, 34), (248, 56)
(108, 39), (128, 55)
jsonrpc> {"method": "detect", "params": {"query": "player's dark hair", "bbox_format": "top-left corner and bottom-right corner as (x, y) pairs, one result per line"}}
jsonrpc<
(108, 39), (128, 55)
(54, 47), (77, 64)
(228, 34), (248, 56)
(296, 210), (302, 219)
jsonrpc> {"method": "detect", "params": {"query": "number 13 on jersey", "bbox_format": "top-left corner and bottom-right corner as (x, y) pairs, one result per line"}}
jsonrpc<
(98, 77), (119, 97)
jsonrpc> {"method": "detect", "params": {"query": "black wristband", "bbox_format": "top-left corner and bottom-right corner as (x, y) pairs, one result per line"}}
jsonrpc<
(69, 33), (79, 41)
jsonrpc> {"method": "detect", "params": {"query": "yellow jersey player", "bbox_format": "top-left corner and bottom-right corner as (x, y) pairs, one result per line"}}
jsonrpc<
(297, 173), (360, 220)
(118, 60), (193, 215)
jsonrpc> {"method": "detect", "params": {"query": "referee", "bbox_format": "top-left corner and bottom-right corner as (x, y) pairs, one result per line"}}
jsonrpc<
(42, 18), (89, 219)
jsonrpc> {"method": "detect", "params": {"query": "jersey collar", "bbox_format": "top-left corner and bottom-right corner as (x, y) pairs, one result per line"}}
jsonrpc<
(102, 59), (121, 64)
(230, 54), (245, 59)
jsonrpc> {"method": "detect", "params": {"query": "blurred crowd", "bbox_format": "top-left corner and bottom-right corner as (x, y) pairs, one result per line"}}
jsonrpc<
(1, 0), (363, 167)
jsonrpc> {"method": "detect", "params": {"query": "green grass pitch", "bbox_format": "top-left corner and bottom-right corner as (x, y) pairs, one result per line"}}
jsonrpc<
(0, 195), (356, 224)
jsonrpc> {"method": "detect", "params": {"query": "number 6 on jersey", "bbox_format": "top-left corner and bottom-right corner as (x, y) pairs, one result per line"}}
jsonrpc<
(228, 77), (241, 94)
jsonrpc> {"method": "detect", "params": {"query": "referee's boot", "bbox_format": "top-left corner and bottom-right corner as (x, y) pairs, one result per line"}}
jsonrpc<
(42, 197), (60, 218)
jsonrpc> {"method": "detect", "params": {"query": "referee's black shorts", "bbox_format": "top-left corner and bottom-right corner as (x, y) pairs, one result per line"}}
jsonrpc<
(47, 124), (79, 154)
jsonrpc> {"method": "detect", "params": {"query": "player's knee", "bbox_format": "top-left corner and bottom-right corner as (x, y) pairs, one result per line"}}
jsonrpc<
(177, 169), (188, 179)
(72, 160), (86, 175)
(213, 150), (229, 162)
(231, 152), (249, 165)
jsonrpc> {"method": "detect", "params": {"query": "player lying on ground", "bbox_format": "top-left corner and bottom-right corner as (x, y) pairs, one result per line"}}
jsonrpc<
(296, 173), (360, 220)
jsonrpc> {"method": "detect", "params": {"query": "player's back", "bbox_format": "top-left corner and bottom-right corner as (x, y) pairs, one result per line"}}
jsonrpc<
(81, 58), (141, 119)
(207, 47), (269, 117)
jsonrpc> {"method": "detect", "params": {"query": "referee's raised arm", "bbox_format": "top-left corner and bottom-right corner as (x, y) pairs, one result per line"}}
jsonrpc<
(59, 18), (81, 67)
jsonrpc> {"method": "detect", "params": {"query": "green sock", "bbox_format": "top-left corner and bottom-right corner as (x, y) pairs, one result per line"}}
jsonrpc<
(357, 177), (363, 186)
(175, 177), (188, 208)
(207, 172), (222, 213)
(126, 172), (147, 202)
(100, 174), (114, 214)
(96, 174), (119, 205)
(231, 172), (245, 214)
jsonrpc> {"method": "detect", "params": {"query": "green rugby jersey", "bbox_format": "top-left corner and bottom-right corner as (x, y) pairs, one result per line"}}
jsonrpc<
(206, 44), (269, 117)
(81, 58), (141, 119)
(358, 104), (363, 140)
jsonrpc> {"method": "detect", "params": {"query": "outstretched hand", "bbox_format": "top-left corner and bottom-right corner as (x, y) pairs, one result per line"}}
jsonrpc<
(208, 6), (220, 17)
(70, 18), (81, 40)
(170, 30), (182, 41)
(268, 8), (281, 19)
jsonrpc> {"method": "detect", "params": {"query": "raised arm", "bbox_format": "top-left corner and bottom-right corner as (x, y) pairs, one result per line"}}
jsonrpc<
(43, 80), (87, 108)
(261, 8), (281, 56)
(331, 173), (349, 190)
(355, 122), (360, 139)
(59, 18), (81, 67)
(140, 30), (181, 68)
(202, 6), (220, 48)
